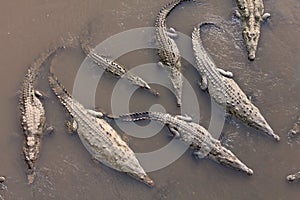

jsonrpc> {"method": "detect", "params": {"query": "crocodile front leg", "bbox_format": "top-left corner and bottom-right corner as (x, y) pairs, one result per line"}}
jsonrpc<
(233, 9), (241, 19)
(262, 13), (271, 21)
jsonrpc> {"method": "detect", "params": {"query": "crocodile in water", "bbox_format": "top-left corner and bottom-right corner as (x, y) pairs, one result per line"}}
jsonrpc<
(287, 171), (300, 182)
(234, 0), (271, 60)
(19, 47), (61, 184)
(191, 22), (280, 141)
(155, 0), (190, 106)
(48, 74), (154, 187)
(109, 111), (253, 175)
(288, 116), (300, 136)
(80, 35), (159, 96)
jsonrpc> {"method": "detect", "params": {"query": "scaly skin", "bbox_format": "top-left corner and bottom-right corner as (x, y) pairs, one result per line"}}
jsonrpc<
(191, 23), (280, 141)
(80, 37), (159, 96)
(288, 116), (300, 136)
(287, 171), (300, 182)
(155, 0), (190, 106)
(19, 47), (61, 184)
(111, 111), (253, 175)
(235, 0), (270, 60)
(48, 74), (154, 187)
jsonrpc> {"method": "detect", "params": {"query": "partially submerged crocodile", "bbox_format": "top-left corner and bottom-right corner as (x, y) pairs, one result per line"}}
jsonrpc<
(19, 47), (62, 184)
(80, 36), (159, 96)
(287, 171), (300, 182)
(109, 111), (253, 175)
(288, 116), (300, 136)
(155, 0), (190, 106)
(48, 74), (154, 187)
(234, 0), (271, 60)
(191, 23), (280, 141)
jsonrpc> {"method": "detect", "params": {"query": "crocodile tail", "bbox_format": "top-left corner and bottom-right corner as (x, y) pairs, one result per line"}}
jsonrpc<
(117, 112), (151, 122)
(155, 0), (191, 27)
(48, 73), (72, 104)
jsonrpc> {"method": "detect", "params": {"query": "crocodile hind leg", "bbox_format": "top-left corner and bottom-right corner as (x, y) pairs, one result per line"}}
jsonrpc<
(175, 114), (193, 122)
(169, 127), (181, 138)
(66, 120), (78, 133)
(87, 109), (104, 118)
(216, 68), (233, 78)
(44, 126), (54, 135)
(167, 27), (179, 39)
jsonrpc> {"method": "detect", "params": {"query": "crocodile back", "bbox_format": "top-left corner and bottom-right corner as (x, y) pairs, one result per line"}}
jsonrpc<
(49, 75), (153, 184)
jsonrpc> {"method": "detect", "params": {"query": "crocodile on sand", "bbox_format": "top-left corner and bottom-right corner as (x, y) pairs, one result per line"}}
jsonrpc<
(80, 34), (159, 96)
(48, 73), (154, 187)
(234, 0), (271, 60)
(19, 46), (62, 184)
(155, 0), (191, 106)
(109, 111), (253, 175)
(191, 22), (280, 141)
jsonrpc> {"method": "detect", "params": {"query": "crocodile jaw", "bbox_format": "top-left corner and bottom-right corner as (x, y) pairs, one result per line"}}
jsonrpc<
(249, 114), (280, 141)
(127, 172), (155, 187)
(208, 142), (253, 175)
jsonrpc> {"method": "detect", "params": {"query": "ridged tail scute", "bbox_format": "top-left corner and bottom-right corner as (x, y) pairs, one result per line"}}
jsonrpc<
(116, 112), (151, 122)
(48, 73), (72, 103)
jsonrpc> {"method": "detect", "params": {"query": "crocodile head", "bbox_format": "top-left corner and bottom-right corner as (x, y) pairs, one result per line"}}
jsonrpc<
(247, 110), (280, 141)
(287, 172), (300, 182)
(127, 172), (155, 187)
(242, 27), (260, 61)
(208, 141), (253, 175)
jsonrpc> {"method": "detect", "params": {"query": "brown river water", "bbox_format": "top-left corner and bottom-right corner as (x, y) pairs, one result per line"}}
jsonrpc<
(0, 0), (299, 199)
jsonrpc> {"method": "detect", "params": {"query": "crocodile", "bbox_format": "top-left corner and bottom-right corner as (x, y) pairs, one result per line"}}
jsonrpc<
(155, 0), (190, 106)
(19, 47), (62, 184)
(48, 74), (154, 187)
(234, 0), (271, 60)
(288, 116), (300, 136)
(109, 111), (253, 175)
(287, 171), (300, 182)
(80, 36), (159, 96)
(0, 176), (4, 183)
(191, 22), (280, 141)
